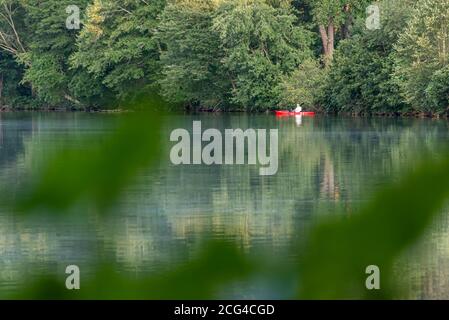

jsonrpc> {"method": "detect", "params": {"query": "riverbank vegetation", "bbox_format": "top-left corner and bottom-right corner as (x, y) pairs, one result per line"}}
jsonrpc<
(0, 0), (449, 115)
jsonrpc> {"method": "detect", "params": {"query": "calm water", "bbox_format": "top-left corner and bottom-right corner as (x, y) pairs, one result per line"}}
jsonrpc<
(1, 112), (449, 298)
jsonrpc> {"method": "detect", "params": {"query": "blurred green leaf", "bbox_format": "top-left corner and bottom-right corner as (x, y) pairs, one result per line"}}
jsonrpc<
(8, 241), (253, 300)
(298, 152), (449, 299)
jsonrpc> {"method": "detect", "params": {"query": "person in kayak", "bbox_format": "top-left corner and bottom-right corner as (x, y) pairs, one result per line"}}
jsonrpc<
(295, 104), (302, 113)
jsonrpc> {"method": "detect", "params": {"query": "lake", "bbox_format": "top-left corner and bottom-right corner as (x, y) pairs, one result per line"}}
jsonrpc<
(1, 112), (449, 299)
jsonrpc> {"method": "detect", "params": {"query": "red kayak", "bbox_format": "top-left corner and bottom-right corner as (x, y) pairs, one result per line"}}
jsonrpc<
(275, 110), (316, 117)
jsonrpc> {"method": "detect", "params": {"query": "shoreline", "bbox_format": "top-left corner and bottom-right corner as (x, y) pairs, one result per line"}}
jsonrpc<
(1, 106), (448, 119)
(0, 106), (124, 114)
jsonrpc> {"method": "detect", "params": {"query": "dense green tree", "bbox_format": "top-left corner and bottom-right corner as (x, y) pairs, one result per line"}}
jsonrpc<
(213, 0), (313, 110)
(0, 0), (29, 106)
(279, 58), (326, 109)
(321, 0), (412, 114)
(157, 0), (229, 110)
(0, 0), (27, 58)
(426, 65), (449, 112)
(0, 0), (447, 115)
(71, 0), (166, 102)
(19, 0), (90, 106)
(306, 0), (368, 65)
(394, 0), (449, 112)
(0, 52), (31, 107)
(0, 0), (111, 108)
(158, 0), (313, 111)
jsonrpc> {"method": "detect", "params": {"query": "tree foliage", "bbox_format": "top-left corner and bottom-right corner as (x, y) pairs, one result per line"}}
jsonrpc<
(157, 0), (229, 110)
(321, 0), (412, 114)
(394, 0), (449, 112)
(157, 0), (313, 111)
(280, 58), (326, 109)
(0, 0), (447, 114)
(71, 0), (166, 102)
(214, 0), (313, 110)
(20, 0), (91, 105)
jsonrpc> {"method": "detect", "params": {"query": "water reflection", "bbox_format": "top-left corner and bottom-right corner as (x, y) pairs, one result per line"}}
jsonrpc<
(1, 113), (449, 298)
(0, 113), (33, 166)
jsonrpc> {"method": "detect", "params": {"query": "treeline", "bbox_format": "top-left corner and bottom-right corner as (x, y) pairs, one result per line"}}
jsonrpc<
(0, 0), (448, 114)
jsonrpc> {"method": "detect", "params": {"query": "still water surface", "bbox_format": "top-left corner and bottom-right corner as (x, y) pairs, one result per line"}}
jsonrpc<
(1, 112), (449, 298)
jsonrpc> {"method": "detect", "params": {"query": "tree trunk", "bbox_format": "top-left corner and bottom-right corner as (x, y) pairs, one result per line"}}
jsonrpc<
(341, 4), (352, 39)
(64, 94), (81, 105)
(327, 22), (334, 61)
(319, 19), (335, 66)
(319, 25), (329, 56)
(341, 16), (352, 39)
